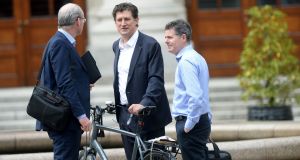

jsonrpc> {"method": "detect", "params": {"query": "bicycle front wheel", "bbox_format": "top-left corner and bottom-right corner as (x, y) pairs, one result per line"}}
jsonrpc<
(141, 150), (173, 160)
(79, 150), (96, 160)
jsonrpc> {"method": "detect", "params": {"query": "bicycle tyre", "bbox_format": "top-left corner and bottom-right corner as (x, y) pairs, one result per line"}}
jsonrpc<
(140, 150), (172, 160)
(78, 150), (96, 160)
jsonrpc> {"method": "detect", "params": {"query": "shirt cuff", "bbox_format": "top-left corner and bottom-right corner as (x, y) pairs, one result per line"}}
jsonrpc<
(77, 114), (87, 120)
(185, 118), (196, 130)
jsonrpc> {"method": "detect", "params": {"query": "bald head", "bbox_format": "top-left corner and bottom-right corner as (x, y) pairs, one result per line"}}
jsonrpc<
(58, 3), (84, 27)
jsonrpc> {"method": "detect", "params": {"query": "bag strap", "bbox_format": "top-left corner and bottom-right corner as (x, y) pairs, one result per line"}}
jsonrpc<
(36, 42), (50, 86)
(208, 137), (221, 158)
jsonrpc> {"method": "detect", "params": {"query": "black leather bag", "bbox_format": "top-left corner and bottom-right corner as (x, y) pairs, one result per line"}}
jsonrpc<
(26, 48), (71, 132)
(27, 85), (71, 131)
(207, 138), (232, 160)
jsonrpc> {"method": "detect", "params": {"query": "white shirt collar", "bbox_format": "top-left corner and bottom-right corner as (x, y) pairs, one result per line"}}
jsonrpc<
(58, 28), (76, 45)
(176, 44), (193, 62)
(118, 30), (139, 49)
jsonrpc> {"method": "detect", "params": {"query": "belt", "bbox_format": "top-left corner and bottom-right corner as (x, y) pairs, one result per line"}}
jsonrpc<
(175, 113), (209, 121)
(175, 115), (186, 121)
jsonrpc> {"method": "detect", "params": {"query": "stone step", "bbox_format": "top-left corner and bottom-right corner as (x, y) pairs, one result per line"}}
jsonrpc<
(0, 78), (254, 132)
(1, 107), (300, 132)
(2, 136), (300, 160)
(1, 99), (253, 121)
(0, 113), (246, 131)
(1, 122), (300, 159)
(0, 78), (241, 101)
(7, 105), (299, 123)
(0, 91), (245, 111)
(0, 119), (35, 132)
(0, 80), (244, 113)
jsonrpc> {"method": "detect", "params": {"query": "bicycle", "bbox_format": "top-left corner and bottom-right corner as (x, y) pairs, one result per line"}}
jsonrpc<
(79, 102), (180, 160)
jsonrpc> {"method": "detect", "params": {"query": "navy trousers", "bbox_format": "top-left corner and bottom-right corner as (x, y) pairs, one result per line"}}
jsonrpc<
(47, 117), (82, 160)
(119, 107), (165, 160)
(176, 113), (211, 160)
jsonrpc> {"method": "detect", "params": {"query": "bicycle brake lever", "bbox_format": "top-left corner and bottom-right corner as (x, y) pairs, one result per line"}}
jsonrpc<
(127, 114), (133, 125)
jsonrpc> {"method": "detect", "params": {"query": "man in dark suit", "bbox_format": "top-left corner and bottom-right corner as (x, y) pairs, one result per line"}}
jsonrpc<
(112, 2), (172, 159)
(35, 3), (92, 160)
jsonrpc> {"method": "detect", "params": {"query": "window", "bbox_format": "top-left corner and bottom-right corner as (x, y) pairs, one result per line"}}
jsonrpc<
(31, 0), (49, 16)
(257, 0), (300, 6)
(0, 0), (13, 18)
(223, 0), (240, 8)
(198, 0), (240, 9)
(55, 0), (72, 14)
(281, 0), (300, 6)
(198, 0), (217, 9)
(257, 0), (276, 5)
(30, 0), (71, 17)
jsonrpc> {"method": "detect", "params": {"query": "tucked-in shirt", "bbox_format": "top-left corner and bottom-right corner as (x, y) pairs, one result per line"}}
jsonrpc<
(118, 30), (139, 105)
(172, 44), (212, 130)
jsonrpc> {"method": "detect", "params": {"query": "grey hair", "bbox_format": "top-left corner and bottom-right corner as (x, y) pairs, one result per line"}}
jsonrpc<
(58, 3), (83, 27)
(165, 19), (192, 42)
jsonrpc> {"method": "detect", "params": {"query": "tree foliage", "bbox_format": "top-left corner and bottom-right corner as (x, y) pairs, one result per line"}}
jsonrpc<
(238, 5), (300, 107)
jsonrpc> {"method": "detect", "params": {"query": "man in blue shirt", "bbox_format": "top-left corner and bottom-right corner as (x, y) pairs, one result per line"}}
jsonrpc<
(164, 19), (212, 160)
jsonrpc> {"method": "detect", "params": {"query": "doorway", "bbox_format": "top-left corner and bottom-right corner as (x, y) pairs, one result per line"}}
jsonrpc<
(0, 0), (86, 86)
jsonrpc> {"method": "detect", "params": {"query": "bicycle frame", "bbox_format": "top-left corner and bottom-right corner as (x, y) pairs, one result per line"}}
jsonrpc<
(81, 105), (178, 160)
(88, 108), (150, 160)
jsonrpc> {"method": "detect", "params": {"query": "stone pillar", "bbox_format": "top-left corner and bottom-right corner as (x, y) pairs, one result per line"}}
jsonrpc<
(86, 0), (186, 84)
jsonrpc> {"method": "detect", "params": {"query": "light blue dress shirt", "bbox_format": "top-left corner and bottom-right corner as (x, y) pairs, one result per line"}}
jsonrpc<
(172, 44), (212, 130)
(58, 28), (76, 45)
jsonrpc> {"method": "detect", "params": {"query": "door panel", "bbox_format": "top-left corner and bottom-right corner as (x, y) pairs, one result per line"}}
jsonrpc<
(23, 0), (72, 85)
(186, 0), (245, 77)
(0, 0), (86, 86)
(0, 0), (23, 86)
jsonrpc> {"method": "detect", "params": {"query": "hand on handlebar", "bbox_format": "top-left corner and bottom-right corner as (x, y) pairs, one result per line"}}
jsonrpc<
(128, 104), (144, 115)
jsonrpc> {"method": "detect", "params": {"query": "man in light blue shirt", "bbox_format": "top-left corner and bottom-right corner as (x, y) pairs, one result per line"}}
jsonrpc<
(164, 19), (212, 160)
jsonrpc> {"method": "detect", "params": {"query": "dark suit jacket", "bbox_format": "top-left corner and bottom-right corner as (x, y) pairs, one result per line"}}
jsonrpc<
(36, 31), (90, 131)
(112, 31), (172, 132)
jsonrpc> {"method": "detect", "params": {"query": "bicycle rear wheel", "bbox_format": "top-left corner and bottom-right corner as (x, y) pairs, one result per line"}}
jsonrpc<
(141, 150), (173, 160)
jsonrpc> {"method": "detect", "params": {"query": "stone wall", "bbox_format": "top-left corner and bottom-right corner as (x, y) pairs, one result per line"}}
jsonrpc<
(86, 0), (186, 84)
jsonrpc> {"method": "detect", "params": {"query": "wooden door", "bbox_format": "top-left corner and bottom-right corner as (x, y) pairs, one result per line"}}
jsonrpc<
(0, 0), (23, 86)
(186, 0), (252, 77)
(186, 0), (300, 77)
(0, 0), (86, 87)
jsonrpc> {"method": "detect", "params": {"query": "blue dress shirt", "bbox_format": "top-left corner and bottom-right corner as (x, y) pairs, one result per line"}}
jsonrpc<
(172, 44), (212, 130)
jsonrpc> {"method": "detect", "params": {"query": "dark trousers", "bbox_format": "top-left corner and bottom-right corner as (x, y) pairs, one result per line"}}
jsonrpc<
(176, 113), (211, 160)
(119, 107), (165, 160)
(47, 118), (82, 160)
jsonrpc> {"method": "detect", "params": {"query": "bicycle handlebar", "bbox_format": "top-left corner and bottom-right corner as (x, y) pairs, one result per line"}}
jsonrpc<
(90, 103), (157, 126)
(138, 106), (156, 116)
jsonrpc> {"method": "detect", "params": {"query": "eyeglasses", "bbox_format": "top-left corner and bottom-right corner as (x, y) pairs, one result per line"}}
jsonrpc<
(78, 17), (86, 23)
